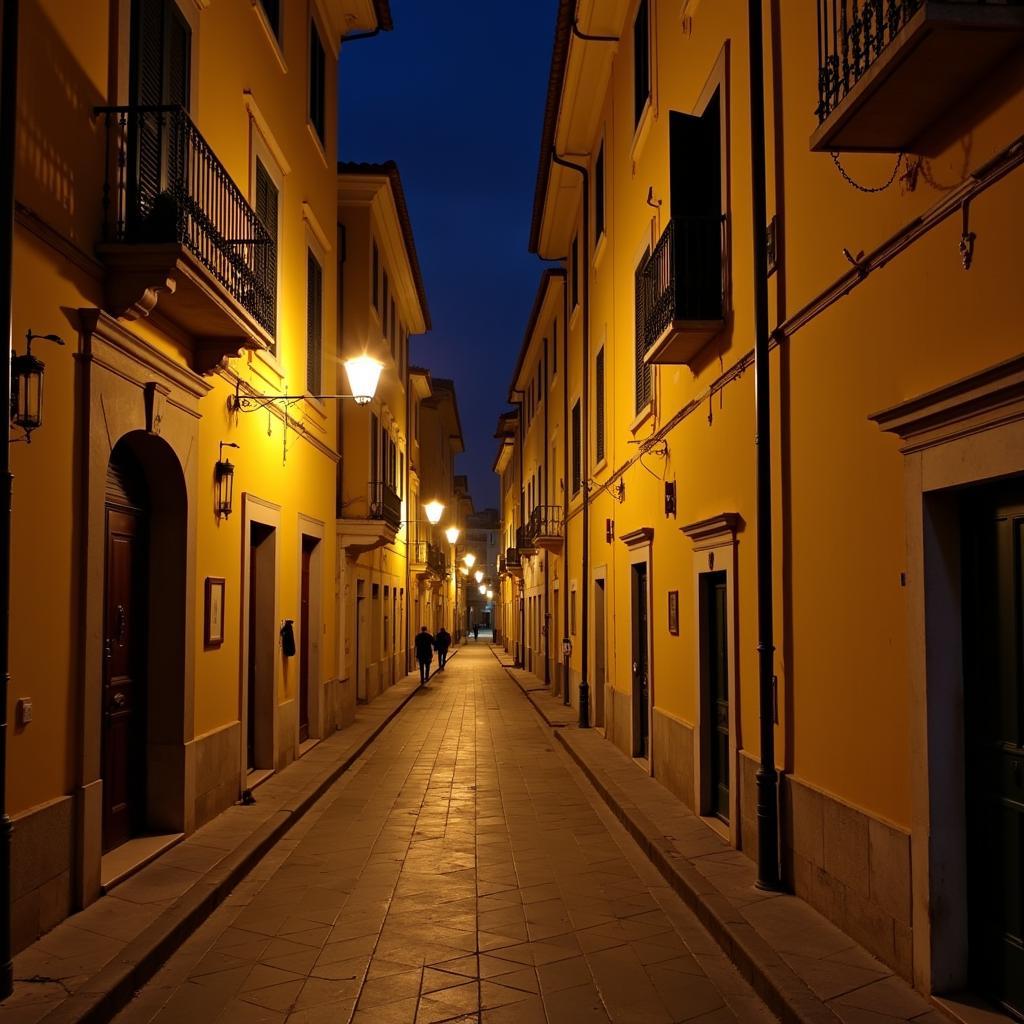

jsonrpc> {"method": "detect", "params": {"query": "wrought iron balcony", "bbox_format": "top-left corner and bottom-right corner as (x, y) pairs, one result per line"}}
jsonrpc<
(638, 216), (725, 367)
(369, 481), (402, 530)
(516, 524), (537, 556)
(813, 1), (1024, 152)
(410, 541), (447, 578)
(525, 505), (564, 552)
(504, 546), (523, 576)
(96, 105), (276, 369)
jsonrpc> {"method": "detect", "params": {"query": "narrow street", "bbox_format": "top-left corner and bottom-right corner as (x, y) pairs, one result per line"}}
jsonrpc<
(112, 644), (773, 1024)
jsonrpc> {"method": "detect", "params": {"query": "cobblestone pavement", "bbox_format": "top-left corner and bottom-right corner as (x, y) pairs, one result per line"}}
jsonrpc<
(112, 645), (775, 1024)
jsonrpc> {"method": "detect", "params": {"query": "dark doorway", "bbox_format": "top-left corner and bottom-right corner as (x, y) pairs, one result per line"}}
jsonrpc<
(701, 571), (730, 823)
(247, 522), (275, 772)
(299, 536), (316, 744)
(102, 448), (149, 852)
(962, 482), (1024, 1017)
(594, 578), (606, 728)
(631, 562), (650, 759)
(356, 581), (367, 703)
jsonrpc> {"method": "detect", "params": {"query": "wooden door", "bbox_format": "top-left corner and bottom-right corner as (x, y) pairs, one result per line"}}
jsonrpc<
(299, 539), (313, 744)
(103, 508), (146, 852)
(963, 489), (1024, 1016)
(594, 579), (606, 728)
(247, 531), (258, 770)
(632, 563), (649, 759)
(703, 571), (730, 823)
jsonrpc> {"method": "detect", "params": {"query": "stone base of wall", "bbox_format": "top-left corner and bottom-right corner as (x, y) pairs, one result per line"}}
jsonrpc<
(11, 796), (74, 954)
(194, 722), (241, 830)
(606, 685), (632, 758)
(652, 709), (695, 812)
(738, 751), (912, 979)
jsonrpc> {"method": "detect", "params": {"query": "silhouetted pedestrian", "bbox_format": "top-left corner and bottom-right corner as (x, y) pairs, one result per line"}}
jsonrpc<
(415, 626), (434, 683)
(435, 627), (451, 670)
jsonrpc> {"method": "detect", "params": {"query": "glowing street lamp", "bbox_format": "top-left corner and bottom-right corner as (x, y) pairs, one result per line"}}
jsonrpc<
(463, 553), (476, 569)
(343, 355), (383, 405)
(486, 590), (493, 600)
(474, 570), (484, 584)
(478, 584), (487, 595)
(423, 500), (444, 525)
(445, 525), (461, 545)
(459, 566), (469, 576)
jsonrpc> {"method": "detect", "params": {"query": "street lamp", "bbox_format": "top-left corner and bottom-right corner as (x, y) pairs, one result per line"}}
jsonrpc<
(445, 525), (460, 545)
(474, 570), (484, 584)
(423, 500), (444, 525)
(478, 584), (487, 595)
(343, 355), (384, 405)
(463, 553), (476, 569)
(486, 589), (493, 600)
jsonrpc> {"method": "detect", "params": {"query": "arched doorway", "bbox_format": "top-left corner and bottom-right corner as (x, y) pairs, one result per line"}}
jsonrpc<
(102, 432), (187, 852)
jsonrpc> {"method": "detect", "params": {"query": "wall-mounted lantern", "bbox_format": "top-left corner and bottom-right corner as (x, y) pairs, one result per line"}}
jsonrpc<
(562, 637), (572, 658)
(423, 500), (444, 525)
(215, 442), (240, 519)
(344, 355), (383, 406)
(445, 525), (460, 545)
(463, 552), (476, 569)
(11, 331), (65, 443)
(486, 589), (493, 600)
(474, 569), (484, 584)
(478, 584), (487, 595)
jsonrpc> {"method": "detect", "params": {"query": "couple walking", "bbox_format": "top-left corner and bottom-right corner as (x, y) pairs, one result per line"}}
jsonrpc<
(414, 625), (451, 683)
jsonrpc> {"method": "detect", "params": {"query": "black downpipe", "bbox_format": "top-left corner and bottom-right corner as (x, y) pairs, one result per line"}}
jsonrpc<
(747, 0), (782, 891)
(542, 340), (550, 687)
(561, 267), (570, 704)
(516, 398), (525, 668)
(552, 151), (590, 726)
(0, 0), (19, 999)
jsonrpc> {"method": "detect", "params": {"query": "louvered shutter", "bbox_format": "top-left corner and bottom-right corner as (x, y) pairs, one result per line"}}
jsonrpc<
(255, 160), (278, 342)
(635, 255), (652, 412)
(571, 400), (581, 495)
(131, 0), (165, 224)
(306, 251), (323, 394)
(595, 348), (606, 464)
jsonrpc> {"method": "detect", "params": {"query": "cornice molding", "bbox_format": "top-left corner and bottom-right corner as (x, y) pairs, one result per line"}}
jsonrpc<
(681, 513), (743, 550)
(619, 526), (654, 548)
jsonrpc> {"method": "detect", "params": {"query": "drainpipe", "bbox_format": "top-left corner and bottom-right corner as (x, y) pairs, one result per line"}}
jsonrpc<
(748, 0), (782, 891)
(0, 0), (19, 999)
(516, 397), (525, 668)
(552, 151), (590, 727)
(542, 339), (550, 687)
(561, 258), (570, 705)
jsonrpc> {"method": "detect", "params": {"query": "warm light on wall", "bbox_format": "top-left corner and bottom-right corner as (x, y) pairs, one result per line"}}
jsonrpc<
(445, 526), (460, 544)
(423, 500), (444, 525)
(344, 355), (383, 405)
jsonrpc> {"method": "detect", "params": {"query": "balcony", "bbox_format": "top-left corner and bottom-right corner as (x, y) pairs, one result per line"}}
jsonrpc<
(812, 1), (1024, 153)
(525, 505), (564, 553)
(639, 216), (725, 367)
(410, 541), (446, 579)
(504, 546), (523, 578)
(516, 524), (538, 557)
(96, 105), (276, 372)
(369, 481), (402, 531)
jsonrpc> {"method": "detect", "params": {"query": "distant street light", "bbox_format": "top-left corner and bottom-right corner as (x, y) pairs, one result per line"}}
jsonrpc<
(474, 570), (484, 584)
(423, 500), (444, 525)
(463, 552), (476, 568)
(478, 584), (487, 595)
(445, 526), (460, 544)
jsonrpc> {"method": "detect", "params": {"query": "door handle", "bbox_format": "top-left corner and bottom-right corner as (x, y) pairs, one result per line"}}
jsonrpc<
(112, 692), (126, 708)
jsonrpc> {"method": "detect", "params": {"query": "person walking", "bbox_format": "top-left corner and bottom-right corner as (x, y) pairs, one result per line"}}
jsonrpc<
(473, 624), (479, 642)
(435, 626), (451, 670)
(414, 626), (434, 684)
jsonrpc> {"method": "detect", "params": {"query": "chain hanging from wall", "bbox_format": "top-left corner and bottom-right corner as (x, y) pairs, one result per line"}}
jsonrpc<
(831, 151), (904, 193)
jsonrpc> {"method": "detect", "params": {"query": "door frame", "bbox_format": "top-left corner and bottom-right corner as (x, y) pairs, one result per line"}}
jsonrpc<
(872, 353), (1024, 995)
(620, 528), (654, 772)
(296, 515), (324, 749)
(239, 494), (281, 785)
(683, 514), (741, 845)
(593, 566), (607, 732)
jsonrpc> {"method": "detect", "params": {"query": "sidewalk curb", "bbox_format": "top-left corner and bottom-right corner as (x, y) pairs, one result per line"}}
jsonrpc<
(487, 645), (837, 1024)
(40, 677), (426, 1024)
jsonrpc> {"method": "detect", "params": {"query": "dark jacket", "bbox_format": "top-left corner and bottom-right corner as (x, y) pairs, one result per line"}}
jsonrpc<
(414, 631), (434, 663)
(434, 629), (451, 652)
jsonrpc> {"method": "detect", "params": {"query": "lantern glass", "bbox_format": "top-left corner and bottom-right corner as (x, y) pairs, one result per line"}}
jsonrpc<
(11, 353), (44, 434)
(215, 459), (235, 518)
(463, 552), (476, 568)
(423, 500), (444, 525)
(445, 526), (460, 545)
(474, 570), (484, 584)
(478, 584), (487, 595)
(344, 355), (383, 405)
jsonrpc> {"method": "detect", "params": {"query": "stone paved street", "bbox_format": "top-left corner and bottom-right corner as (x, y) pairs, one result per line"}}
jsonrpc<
(110, 644), (775, 1024)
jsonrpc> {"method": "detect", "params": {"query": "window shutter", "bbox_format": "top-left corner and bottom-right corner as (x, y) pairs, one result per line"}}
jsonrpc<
(370, 413), (379, 485)
(635, 253), (652, 413)
(595, 348), (606, 464)
(255, 159), (278, 341)
(306, 250), (323, 395)
(634, 0), (650, 128)
(571, 400), (581, 495)
(372, 242), (380, 311)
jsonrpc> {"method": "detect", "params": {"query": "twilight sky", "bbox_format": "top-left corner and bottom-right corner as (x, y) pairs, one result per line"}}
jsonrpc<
(338, 1), (559, 511)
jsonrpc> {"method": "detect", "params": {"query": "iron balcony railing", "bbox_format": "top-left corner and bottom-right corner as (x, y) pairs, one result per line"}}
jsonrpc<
(638, 215), (725, 356)
(525, 505), (564, 543)
(815, 0), (1006, 123)
(516, 524), (537, 554)
(369, 481), (401, 530)
(505, 546), (522, 569)
(97, 105), (277, 336)
(410, 541), (446, 577)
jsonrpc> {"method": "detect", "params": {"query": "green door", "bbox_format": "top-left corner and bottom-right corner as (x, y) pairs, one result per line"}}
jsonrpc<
(963, 486), (1024, 1017)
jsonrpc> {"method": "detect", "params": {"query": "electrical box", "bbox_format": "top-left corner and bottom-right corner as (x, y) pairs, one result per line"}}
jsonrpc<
(16, 698), (32, 726)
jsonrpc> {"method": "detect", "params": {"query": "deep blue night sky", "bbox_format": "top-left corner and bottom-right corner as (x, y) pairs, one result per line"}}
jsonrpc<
(338, 1), (558, 511)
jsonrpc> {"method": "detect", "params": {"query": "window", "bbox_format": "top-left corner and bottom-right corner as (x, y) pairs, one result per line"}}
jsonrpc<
(309, 19), (326, 143)
(258, 0), (281, 40)
(595, 347), (606, 464)
(382, 270), (389, 339)
(306, 249), (323, 394)
(370, 412), (379, 482)
(571, 589), (577, 636)
(634, 0), (650, 129)
(372, 241), (380, 312)
(635, 251), (652, 413)
(595, 142), (606, 242)
(390, 299), (396, 357)
(571, 399), (581, 495)
(254, 158), (279, 344)
(571, 235), (579, 310)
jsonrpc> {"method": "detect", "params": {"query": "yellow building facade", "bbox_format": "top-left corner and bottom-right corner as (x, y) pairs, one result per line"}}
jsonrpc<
(507, 0), (1024, 1008)
(6, 0), (396, 953)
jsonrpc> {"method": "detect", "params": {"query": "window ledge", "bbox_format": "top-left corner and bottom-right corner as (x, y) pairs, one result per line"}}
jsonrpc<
(306, 122), (328, 170)
(592, 456), (608, 477)
(630, 401), (655, 435)
(303, 391), (327, 419)
(593, 231), (608, 271)
(251, 4), (287, 74)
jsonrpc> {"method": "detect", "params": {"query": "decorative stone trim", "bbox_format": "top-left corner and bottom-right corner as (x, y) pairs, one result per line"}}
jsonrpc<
(681, 513), (743, 549)
(619, 526), (654, 547)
